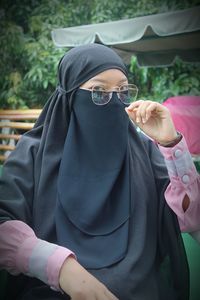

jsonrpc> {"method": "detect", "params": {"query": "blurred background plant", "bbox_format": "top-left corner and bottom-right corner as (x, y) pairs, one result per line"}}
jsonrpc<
(0, 0), (199, 108)
(130, 56), (200, 102)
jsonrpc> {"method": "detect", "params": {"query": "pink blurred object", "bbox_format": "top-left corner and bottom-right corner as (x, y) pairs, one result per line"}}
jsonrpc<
(163, 96), (200, 156)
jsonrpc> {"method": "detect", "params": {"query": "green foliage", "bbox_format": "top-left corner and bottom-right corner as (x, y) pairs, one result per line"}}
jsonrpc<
(21, 37), (66, 107)
(0, 19), (27, 108)
(0, 0), (200, 108)
(130, 57), (200, 102)
(91, 0), (200, 22)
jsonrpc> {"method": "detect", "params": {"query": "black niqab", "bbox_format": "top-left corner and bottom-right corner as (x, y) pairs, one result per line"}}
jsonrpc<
(56, 89), (130, 268)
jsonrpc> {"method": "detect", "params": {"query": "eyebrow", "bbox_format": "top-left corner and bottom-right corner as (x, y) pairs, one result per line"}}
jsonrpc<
(89, 78), (128, 84)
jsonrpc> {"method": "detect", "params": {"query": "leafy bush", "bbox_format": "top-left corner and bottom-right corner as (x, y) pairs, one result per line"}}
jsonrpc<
(129, 57), (200, 102)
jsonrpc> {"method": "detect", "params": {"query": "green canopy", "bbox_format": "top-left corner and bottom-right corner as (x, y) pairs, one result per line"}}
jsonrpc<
(51, 6), (200, 67)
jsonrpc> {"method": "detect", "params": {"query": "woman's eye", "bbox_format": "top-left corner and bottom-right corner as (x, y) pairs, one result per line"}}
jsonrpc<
(120, 85), (128, 92)
(93, 86), (106, 91)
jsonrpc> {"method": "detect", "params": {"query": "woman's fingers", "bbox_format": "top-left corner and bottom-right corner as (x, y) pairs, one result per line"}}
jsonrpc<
(142, 102), (159, 123)
(126, 99), (144, 109)
(126, 100), (162, 124)
(135, 101), (154, 123)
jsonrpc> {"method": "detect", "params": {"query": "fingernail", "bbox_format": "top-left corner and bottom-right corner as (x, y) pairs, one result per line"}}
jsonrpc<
(136, 118), (140, 123)
(142, 118), (146, 123)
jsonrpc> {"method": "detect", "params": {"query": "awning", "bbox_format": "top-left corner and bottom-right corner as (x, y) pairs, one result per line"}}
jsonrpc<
(51, 6), (200, 67)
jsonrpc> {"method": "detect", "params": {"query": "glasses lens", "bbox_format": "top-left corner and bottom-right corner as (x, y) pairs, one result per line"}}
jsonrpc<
(118, 84), (138, 104)
(92, 88), (111, 105)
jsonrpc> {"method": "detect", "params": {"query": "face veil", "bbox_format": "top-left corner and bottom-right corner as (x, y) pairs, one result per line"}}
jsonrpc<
(0, 44), (189, 300)
(56, 88), (131, 268)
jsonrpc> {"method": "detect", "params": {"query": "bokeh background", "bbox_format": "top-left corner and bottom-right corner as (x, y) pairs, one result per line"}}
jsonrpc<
(0, 0), (200, 109)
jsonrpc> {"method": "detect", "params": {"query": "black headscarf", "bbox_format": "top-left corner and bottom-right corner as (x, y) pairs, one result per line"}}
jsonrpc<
(0, 44), (189, 300)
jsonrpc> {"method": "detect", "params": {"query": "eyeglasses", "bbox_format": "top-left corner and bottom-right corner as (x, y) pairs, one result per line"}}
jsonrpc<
(80, 84), (138, 106)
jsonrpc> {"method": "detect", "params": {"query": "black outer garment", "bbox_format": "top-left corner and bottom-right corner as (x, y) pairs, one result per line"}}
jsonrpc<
(0, 44), (189, 300)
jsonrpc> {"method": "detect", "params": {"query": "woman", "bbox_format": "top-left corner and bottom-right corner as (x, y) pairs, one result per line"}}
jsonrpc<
(0, 44), (199, 300)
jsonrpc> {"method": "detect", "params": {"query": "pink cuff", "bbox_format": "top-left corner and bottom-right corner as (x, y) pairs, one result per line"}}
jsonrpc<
(158, 135), (198, 183)
(158, 136), (200, 232)
(16, 236), (38, 273)
(0, 220), (76, 291)
(158, 135), (187, 160)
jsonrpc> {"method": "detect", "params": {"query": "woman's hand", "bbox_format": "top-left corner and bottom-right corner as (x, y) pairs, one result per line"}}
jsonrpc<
(59, 256), (119, 300)
(125, 100), (178, 145)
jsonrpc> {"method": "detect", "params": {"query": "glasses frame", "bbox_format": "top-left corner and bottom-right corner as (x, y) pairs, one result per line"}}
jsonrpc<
(80, 84), (138, 106)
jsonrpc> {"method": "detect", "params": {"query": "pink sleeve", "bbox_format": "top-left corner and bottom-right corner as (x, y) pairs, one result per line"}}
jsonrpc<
(0, 220), (76, 291)
(158, 136), (200, 232)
